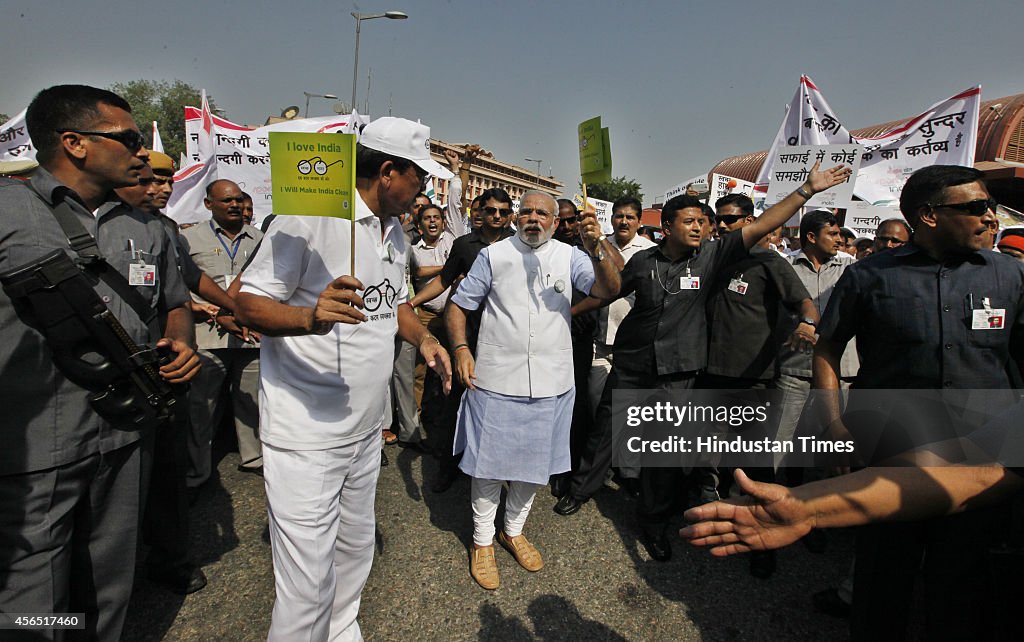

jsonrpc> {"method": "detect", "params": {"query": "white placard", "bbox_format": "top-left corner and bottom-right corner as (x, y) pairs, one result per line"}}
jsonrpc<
(765, 145), (863, 209)
(845, 201), (905, 239)
(571, 194), (614, 236)
(708, 173), (755, 206)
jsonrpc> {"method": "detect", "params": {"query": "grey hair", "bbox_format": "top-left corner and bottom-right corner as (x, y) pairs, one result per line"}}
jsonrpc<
(520, 189), (558, 214)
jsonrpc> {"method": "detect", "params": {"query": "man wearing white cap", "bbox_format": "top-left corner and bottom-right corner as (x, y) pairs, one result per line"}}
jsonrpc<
(235, 117), (453, 641)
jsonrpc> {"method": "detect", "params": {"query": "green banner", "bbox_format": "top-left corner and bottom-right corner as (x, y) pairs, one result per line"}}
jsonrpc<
(269, 132), (356, 219)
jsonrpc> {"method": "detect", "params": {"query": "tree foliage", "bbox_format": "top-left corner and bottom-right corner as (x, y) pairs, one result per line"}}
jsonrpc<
(108, 80), (223, 166)
(0, 113), (9, 124)
(578, 176), (644, 204)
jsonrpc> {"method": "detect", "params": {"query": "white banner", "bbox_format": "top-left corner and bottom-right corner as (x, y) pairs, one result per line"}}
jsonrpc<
(180, 107), (369, 227)
(845, 201), (906, 239)
(662, 173), (709, 204)
(0, 110), (35, 162)
(708, 173), (755, 206)
(755, 76), (854, 192)
(853, 87), (980, 206)
(572, 193), (614, 236)
(765, 145), (863, 209)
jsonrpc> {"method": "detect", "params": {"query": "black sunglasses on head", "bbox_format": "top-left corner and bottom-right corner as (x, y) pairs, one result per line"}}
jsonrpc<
(929, 198), (997, 216)
(482, 206), (512, 217)
(56, 128), (146, 152)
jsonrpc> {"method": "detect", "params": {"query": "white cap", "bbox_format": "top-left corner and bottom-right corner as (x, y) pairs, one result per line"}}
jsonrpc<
(359, 117), (453, 180)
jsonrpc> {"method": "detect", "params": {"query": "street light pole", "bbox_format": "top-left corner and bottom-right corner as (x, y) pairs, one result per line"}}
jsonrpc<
(525, 157), (543, 184)
(304, 91), (340, 118)
(350, 11), (408, 115)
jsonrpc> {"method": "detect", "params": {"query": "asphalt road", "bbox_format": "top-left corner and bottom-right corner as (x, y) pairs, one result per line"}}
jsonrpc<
(125, 446), (853, 641)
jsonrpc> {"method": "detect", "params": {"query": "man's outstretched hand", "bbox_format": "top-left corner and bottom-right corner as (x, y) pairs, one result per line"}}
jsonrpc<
(679, 469), (816, 556)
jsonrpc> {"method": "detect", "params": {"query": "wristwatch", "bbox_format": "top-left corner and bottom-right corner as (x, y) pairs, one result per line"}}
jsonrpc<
(795, 186), (813, 200)
(800, 317), (817, 327)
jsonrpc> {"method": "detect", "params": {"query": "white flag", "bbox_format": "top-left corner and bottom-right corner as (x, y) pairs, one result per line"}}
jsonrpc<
(754, 76), (853, 192)
(166, 90), (218, 224)
(151, 121), (164, 153)
(853, 87), (981, 206)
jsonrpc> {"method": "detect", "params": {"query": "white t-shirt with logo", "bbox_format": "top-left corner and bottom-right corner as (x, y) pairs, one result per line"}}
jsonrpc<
(240, 192), (408, 450)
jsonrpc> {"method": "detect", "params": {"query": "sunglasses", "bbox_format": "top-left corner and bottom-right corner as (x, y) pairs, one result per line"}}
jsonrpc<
(519, 207), (551, 217)
(715, 214), (749, 224)
(929, 198), (997, 216)
(56, 128), (146, 152)
(558, 215), (580, 225)
(482, 206), (512, 217)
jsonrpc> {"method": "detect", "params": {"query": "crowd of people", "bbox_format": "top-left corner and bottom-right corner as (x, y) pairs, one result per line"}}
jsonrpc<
(2, 83), (1023, 641)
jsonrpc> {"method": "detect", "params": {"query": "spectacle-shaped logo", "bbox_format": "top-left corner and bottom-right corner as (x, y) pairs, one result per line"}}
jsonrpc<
(297, 156), (343, 176)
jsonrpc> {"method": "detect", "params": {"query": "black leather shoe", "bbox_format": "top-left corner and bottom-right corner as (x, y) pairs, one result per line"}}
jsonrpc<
(812, 587), (851, 618)
(640, 528), (672, 562)
(553, 494), (586, 516)
(749, 550), (776, 579)
(380, 451), (389, 467)
(148, 566), (208, 595)
(237, 464), (264, 476)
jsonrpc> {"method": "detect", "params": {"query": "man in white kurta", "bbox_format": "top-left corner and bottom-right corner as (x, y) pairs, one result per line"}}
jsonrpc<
(235, 117), (452, 641)
(446, 190), (620, 590)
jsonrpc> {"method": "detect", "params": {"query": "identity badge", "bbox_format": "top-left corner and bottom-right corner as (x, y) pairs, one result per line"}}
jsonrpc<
(680, 276), (701, 290)
(728, 277), (748, 295)
(129, 263), (157, 286)
(972, 308), (1005, 330)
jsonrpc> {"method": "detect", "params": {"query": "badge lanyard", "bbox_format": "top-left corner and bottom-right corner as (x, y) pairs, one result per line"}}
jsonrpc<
(212, 221), (243, 265)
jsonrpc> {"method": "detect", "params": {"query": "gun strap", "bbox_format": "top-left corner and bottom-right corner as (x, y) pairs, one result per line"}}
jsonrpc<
(28, 184), (161, 341)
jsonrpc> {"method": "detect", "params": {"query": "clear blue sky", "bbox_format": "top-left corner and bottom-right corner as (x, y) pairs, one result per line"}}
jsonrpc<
(3, 0), (1021, 203)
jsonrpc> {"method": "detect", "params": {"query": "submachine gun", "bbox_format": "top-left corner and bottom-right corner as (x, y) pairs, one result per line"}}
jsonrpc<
(1, 249), (176, 427)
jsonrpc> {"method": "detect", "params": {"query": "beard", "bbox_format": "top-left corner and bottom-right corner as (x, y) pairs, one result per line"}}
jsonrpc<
(518, 225), (554, 248)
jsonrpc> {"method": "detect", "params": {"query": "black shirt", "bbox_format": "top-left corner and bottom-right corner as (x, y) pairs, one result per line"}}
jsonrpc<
(439, 229), (513, 287)
(614, 231), (748, 376)
(706, 246), (810, 380)
(819, 242), (1024, 389)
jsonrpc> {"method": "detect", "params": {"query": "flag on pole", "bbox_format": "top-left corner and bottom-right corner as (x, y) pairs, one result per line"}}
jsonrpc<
(754, 76), (853, 193)
(166, 90), (219, 224)
(151, 121), (164, 153)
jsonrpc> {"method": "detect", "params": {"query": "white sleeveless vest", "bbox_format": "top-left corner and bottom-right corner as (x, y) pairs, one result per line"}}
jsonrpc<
(473, 236), (575, 397)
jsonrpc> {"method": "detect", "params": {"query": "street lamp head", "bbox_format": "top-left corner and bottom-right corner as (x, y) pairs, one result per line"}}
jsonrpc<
(384, 11), (408, 19)
(323, 94), (339, 100)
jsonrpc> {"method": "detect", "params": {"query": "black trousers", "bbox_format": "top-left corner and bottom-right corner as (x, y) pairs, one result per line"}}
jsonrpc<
(140, 392), (192, 575)
(568, 364), (697, 511)
(0, 441), (142, 641)
(851, 508), (1004, 641)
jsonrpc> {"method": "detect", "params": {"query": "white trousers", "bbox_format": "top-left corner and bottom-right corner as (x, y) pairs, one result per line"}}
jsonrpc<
(263, 429), (381, 642)
(471, 477), (542, 547)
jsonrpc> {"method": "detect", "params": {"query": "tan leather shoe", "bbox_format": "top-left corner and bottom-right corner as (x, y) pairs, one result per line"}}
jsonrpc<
(498, 531), (544, 572)
(470, 544), (499, 590)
